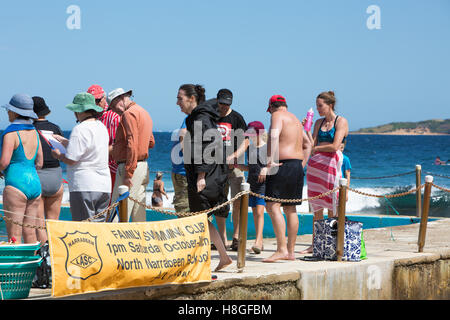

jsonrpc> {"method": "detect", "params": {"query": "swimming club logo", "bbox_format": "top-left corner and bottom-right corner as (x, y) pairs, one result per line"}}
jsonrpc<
(60, 231), (103, 280)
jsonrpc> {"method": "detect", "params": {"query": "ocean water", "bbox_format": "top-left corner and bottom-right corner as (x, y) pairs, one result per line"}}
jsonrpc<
(144, 133), (450, 218)
(0, 132), (449, 218)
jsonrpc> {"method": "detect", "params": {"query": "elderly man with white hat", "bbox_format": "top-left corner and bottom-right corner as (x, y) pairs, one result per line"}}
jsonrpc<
(107, 88), (155, 222)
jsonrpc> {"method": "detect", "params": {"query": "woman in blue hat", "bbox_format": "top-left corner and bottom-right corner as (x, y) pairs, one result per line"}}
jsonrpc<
(0, 93), (43, 244)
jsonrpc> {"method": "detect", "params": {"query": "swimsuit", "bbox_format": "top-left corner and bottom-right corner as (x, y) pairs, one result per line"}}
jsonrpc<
(151, 196), (163, 206)
(265, 159), (304, 206)
(37, 167), (62, 197)
(4, 130), (41, 200)
(317, 116), (347, 144)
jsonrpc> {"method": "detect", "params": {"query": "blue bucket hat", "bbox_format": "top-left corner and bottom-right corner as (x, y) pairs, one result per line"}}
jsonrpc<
(2, 93), (38, 119)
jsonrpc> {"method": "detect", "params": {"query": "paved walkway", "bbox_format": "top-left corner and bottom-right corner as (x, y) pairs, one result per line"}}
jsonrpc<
(28, 217), (450, 300)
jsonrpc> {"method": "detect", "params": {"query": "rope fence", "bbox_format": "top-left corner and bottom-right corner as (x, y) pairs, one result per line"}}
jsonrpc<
(351, 170), (416, 180)
(0, 179), (447, 230)
(0, 167), (448, 263)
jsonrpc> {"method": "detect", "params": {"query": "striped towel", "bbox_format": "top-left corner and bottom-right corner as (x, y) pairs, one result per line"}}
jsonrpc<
(306, 151), (343, 213)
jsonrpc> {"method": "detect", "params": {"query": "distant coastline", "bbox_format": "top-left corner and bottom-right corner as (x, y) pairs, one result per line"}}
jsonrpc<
(349, 130), (450, 136)
(351, 119), (450, 136)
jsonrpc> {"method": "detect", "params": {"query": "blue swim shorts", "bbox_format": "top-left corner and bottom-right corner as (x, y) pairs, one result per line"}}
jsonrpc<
(249, 195), (265, 208)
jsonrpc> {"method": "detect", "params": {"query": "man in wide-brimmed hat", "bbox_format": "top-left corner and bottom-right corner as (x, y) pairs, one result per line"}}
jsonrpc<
(107, 88), (155, 222)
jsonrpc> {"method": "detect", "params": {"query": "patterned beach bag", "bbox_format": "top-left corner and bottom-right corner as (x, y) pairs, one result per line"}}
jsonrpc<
(313, 218), (364, 262)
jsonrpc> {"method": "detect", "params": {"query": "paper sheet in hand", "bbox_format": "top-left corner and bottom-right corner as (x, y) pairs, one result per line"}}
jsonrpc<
(41, 130), (67, 154)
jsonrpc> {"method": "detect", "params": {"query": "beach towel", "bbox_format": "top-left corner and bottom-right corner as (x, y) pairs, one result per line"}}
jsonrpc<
(0, 120), (35, 156)
(306, 151), (343, 213)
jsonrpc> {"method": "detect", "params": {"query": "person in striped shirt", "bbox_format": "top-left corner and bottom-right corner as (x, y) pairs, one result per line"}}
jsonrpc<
(87, 84), (120, 194)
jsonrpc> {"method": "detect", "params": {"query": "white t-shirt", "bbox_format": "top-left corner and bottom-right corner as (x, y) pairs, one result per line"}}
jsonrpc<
(65, 120), (111, 193)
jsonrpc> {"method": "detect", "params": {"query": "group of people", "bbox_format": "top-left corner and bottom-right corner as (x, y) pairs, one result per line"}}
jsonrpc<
(169, 86), (350, 269)
(1, 85), (154, 244)
(1, 84), (350, 272)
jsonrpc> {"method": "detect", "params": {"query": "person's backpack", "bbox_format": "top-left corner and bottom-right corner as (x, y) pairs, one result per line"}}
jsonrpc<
(32, 242), (52, 289)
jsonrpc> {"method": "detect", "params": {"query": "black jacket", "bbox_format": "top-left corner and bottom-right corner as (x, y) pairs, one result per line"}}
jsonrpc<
(184, 99), (229, 214)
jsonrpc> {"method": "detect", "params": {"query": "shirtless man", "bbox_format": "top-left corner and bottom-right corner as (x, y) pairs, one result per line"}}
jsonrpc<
(261, 95), (311, 262)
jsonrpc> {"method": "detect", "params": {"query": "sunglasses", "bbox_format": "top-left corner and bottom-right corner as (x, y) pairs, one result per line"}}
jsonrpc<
(95, 96), (105, 104)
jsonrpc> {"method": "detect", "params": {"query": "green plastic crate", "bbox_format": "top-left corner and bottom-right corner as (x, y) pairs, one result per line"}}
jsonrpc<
(0, 242), (41, 256)
(0, 256), (44, 263)
(0, 257), (42, 300)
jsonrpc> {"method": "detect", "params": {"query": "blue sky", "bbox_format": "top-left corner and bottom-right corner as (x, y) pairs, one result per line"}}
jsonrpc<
(0, 0), (449, 131)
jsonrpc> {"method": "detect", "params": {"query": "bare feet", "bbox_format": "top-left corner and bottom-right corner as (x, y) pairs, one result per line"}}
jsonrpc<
(299, 246), (313, 254)
(262, 251), (295, 263)
(214, 257), (233, 272)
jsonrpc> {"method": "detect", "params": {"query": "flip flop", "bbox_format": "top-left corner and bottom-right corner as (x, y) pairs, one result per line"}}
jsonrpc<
(299, 256), (322, 262)
(251, 245), (264, 254)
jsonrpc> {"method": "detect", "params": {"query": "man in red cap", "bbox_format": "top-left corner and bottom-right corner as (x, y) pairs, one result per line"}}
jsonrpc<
(87, 84), (121, 194)
(261, 94), (311, 262)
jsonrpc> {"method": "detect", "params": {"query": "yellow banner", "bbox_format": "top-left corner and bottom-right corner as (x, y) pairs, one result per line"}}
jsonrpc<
(46, 214), (211, 297)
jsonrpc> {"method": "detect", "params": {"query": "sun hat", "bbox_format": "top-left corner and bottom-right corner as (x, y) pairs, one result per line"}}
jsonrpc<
(244, 121), (265, 137)
(267, 94), (287, 112)
(32, 96), (51, 117)
(107, 88), (132, 106)
(217, 89), (233, 105)
(2, 93), (38, 119)
(87, 84), (106, 100)
(65, 92), (103, 113)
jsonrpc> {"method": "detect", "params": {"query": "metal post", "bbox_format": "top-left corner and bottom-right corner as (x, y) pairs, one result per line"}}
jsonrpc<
(418, 176), (433, 252)
(336, 178), (348, 262)
(416, 165), (422, 217)
(237, 183), (250, 271)
(118, 185), (129, 223)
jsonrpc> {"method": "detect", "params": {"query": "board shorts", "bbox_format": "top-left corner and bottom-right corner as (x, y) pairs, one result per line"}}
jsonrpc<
(249, 195), (265, 207)
(265, 159), (304, 206)
(69, 191), (110, 222)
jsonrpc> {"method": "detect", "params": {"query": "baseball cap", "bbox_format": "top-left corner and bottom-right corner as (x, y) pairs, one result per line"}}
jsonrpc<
(217, 89), (233, 105)
(87, 84), (105, 100)
(244, 121), (265, 137)
(267, 94), (287, 112)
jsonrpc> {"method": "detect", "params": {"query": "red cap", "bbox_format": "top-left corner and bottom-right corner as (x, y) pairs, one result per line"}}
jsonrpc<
(87, 84), (105, 99)
(244, 121), (265, 137)
(267, 95), (287, 112)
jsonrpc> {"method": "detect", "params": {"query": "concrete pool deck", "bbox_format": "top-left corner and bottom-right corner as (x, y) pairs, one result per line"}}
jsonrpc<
(27, 217), (450, 300)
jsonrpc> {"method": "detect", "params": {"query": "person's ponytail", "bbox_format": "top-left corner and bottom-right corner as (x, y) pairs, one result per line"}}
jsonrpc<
(179, 84), (206, 104)
(194, 85), (206, 103)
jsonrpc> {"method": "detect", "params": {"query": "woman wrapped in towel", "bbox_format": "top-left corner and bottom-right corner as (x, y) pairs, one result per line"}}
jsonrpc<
(302, 91), (348, 254)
